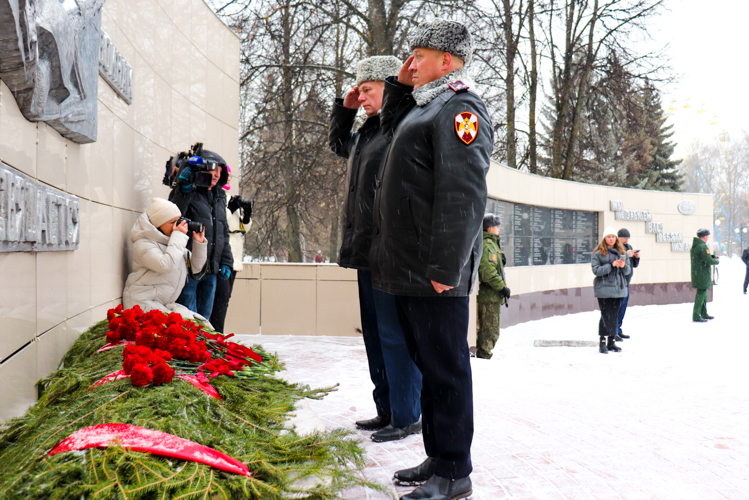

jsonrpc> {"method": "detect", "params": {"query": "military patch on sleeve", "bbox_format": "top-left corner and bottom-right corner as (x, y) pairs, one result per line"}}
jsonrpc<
(491, 253), (497, 262)
(455, 112), (479, 145)
(448, 81), (470, 93)
(706, 249), (711, 255)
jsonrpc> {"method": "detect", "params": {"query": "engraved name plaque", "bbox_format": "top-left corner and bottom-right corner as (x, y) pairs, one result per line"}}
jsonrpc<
(0, 162), (80, 252)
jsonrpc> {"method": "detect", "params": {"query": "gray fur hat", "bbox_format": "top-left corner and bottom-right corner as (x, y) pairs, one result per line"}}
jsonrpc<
(356, 56), (402, 86)
(410, 19), (473, 66)
(483, 213), (501, 230)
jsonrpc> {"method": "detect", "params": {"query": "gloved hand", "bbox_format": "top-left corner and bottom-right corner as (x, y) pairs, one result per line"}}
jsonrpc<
(500, 286), (511, 299)
(219, 265), (232, 280)
(501, 253), (507, 266)
(178, 166), (193, 193)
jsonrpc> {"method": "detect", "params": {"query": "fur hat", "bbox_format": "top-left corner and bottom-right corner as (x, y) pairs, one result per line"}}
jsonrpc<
(697, 228), (711, 237)
(356, 56), (402, 86)
(410, 19), (473, 66)
(602, 226), (618, 239)
(617, 228), (630, 238)
(149, 198), (181, 228)
(483, 213), (501, 230)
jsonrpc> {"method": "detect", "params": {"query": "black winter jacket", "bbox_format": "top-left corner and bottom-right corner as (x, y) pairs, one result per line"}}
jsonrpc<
(169, 187), (233, 275)
(328, 100), (389, 270)
(370, 76), (493, 297)
(622, 243), (640, 285)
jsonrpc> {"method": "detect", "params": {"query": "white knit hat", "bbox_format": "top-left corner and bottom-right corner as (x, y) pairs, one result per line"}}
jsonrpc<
(602, 226), (618, 239)
(149, 198), (181, 228)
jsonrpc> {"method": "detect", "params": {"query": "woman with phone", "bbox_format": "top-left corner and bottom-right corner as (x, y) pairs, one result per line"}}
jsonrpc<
(591, 227), (631, 353)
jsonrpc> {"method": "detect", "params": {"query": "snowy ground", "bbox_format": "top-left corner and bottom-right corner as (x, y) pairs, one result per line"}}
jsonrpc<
(236, 257), (749, 500)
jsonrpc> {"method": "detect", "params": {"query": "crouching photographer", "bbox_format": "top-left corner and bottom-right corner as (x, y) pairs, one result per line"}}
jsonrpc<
(165, 143), (233, 319)
(210, 166), (253, 332)
(122, 198), (208, 319)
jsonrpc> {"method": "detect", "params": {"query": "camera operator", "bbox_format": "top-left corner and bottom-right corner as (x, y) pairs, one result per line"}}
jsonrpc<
(168, 149), (233, 320)
(210, 166), (252, 332)
(122, 198), (207, 319)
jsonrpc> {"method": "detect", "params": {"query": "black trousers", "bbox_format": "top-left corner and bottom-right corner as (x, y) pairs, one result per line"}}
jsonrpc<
(394, 295), (473, 479)
(209, 270), (237, 333)
(597, 297), (622, 338)
(744, 265), (749, 293)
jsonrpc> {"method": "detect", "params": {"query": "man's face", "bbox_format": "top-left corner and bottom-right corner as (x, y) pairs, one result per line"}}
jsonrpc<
(620, 237), (629, 245)
(210, 166), (222, 188)
(487, 225), (500, 236)
(357, 81), (385, 116)
(701, 235), (710, 243)
(409, 48), (448, 89)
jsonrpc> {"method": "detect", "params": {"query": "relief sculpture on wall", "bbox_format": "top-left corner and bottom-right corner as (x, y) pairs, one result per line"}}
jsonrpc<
(0, 0), (105, 144)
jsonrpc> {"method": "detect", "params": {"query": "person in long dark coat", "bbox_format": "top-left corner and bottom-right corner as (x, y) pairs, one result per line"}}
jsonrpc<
(370, 19), (493, 500)
(691, 228), (719, 322)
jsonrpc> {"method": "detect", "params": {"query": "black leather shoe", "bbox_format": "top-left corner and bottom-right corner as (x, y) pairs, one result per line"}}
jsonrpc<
(372, 419), (422, 442)
(614, 335), (624, 341)
(400, 474), (472, 500)
(619, 333), (630, 339)
(704, 315), (714, 320)
(393, 457), (436, 485)
(355, 415), (390, 430)
(693, 318), (708, 323)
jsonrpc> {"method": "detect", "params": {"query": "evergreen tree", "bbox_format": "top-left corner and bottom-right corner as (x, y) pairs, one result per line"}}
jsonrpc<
(634, 85), (684, 191)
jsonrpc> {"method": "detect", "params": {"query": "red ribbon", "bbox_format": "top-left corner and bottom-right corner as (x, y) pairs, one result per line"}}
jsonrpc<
(49, 424), (250, 476)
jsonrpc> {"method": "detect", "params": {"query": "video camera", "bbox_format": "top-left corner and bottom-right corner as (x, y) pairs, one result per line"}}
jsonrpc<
(228, 195), (253, 225)
(162, 142), (223, 189)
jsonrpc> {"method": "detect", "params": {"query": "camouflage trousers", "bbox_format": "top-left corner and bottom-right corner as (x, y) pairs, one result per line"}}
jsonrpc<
(476, 302), (501, 359)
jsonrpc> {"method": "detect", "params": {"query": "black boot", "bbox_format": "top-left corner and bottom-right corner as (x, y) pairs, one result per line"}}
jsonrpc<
(607, 336), (622, 352)
(393, 457), (437, 485)
(355, 414), (390, 430)
(400, 474), (472, 500)
(599, 336), (608, 354)
(372, 418), (422, 442)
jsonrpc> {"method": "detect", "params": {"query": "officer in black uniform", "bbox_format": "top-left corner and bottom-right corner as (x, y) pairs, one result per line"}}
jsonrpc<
(370, 19), (493, 500)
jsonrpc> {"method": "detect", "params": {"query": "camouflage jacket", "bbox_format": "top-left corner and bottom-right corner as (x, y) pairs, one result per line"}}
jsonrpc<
(477, 231), (506, 304)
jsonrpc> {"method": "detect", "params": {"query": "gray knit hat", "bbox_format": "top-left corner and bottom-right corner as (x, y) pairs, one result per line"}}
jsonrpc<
(410, 19), (473, 66)
(483, 213), (501, 230)
(356, 56), (402, 86)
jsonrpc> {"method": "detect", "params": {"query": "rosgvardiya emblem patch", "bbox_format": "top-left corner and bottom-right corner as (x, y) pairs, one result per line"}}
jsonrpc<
(455, 112), (478, 145)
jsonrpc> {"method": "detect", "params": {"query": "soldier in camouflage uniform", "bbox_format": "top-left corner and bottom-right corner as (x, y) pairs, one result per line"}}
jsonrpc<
(476, 214), (510, 359)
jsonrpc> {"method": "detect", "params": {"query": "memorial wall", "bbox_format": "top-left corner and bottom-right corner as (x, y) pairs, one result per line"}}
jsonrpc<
(0, 0), (240, 421)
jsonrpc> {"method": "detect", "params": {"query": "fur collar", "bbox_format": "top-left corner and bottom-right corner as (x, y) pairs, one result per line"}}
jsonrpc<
(412, 68), (476, 107)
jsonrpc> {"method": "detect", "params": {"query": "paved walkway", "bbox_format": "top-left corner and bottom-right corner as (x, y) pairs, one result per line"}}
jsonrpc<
(236, 259), (749, 499)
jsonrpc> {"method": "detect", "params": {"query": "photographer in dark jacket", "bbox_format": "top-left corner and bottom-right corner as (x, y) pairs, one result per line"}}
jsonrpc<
(370, 20), (492, 500)
(742, 245), (749, 294)
(329, 56), (423, 444)
(169, 150), (233, 320)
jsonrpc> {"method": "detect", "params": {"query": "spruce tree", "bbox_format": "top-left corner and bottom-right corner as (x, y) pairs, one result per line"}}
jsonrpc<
(634, 85), (684, 191)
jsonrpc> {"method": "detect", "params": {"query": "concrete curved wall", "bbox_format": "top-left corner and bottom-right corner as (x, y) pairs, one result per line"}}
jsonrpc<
(221, 161), (713, 341)
(0, 0), (239, 421)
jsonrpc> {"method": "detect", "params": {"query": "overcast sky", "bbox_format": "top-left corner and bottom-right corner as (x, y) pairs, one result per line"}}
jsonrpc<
(648, 0), (749, 157)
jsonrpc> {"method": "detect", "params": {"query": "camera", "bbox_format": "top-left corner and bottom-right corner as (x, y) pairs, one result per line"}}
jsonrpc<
(228, 195), (253, 225)
(177, 217), (204, 234)
(162, 142), (224, 189)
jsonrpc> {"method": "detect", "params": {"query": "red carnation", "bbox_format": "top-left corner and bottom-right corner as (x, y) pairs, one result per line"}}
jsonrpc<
(154, 334), (170, 351)
(170, 338), (190, 360)
(150, 349), (173, 364)
(123, 355), (148, 374)
(123, 343), (137, 357)
(187, 344), (206, 363)
(152, 362), (175, 386)
(130, 363), (153, 387)
(106, 330), (120, 345)
(109, 317), (122, 331)
(135, 331), (156, 349)
(166, 312), (184, 326)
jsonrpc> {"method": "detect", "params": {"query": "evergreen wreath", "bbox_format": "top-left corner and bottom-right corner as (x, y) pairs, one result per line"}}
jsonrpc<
(0, 312), (380, 499)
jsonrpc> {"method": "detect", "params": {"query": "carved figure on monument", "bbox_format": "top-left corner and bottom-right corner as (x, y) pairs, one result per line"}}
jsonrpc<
(0, 0), (105, 144)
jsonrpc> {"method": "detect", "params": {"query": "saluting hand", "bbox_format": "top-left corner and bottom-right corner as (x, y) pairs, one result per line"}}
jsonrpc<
(398, 55), (415, 87)
(343, 87), (361, 109)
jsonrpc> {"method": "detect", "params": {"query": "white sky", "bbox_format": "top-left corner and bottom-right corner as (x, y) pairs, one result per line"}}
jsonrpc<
(647, 0), (749, 157)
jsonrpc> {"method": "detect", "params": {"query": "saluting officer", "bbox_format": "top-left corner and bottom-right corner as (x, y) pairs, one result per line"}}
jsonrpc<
(370, 19), (493, 500)
(329, 56), (423, 443)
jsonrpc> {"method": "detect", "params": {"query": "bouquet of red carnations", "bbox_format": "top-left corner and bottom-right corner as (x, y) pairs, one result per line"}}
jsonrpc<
(104, 305), (264, 388)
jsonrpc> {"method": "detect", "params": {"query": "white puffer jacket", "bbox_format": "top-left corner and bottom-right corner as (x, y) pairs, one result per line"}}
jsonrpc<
(122, 213), (208, 320)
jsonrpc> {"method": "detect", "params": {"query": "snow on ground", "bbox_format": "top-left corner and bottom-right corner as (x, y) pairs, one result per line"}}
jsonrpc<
(236, 257), (749, 500)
